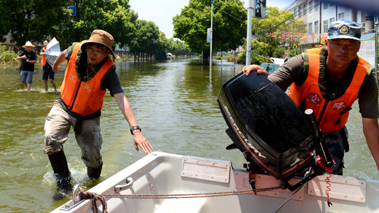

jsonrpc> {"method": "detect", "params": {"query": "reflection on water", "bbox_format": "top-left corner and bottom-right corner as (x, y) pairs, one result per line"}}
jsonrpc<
(0, 59), (378, 212)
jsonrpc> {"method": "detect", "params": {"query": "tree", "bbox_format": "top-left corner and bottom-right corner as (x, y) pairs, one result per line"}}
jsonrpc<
(0, 0), (72, 47)
(166, 39), (193, 57)
(57, 0), (137, 49)
(128, 20), (161, 59)
(173, 0), (246, 61)
(249, 6), (306, 57)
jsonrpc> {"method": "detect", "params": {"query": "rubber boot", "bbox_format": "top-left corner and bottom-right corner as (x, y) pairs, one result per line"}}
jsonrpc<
(87, 162), (103, 179)
(48, 150), (73, 200)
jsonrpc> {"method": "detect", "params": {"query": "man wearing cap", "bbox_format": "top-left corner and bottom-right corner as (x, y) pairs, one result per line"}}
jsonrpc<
(40, 39), (57, 92)
(242, 20), (379, 175)
(43, 29), (153, 199)
(16, 41), (37, 92)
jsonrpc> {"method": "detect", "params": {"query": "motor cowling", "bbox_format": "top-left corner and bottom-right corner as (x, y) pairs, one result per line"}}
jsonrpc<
(217, 72), (333, 190)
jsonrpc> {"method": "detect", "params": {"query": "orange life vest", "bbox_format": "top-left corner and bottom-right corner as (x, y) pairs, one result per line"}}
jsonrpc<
(60, 43), (114, 116)
(288, 48), (370, 132)
(41, 47), (46, 66)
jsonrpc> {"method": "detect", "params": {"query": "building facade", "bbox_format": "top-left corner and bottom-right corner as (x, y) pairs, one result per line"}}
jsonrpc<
(286, 0), (365, 35)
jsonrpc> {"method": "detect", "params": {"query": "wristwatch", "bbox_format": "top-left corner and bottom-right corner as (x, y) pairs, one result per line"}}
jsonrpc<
(130, 126), (142, 135)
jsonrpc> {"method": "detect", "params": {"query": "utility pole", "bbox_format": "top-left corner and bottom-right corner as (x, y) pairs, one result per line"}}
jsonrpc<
(210, 0), (214, 68)
(246, 0), (254, 66)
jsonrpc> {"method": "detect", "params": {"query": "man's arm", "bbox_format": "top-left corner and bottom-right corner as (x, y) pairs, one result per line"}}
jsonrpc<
(16, 52), (26, 60)
(114, 93), (153, 154)
(362, 117), (379, 170)
(52, 49), (67, 73)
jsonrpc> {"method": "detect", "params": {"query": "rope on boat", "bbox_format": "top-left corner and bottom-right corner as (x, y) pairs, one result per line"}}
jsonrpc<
(80, 192), (108, 213)
(79, 186), (284, 212)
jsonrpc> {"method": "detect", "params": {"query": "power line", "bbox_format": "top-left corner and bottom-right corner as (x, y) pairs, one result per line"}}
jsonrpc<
(213, 5), (245, 22)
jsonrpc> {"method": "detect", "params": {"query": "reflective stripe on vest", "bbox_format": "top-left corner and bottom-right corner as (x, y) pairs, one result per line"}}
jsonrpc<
(42, 47), (46, 66)
(60, 43), (114, 116)
(288, 48), (370, 132)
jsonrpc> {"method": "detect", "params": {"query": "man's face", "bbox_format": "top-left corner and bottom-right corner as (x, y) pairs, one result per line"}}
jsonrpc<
(25, 46), (33, 52)
(86, 45), (109, 66)
(325, 39), (360, 65)
(43, 40), (48, 47)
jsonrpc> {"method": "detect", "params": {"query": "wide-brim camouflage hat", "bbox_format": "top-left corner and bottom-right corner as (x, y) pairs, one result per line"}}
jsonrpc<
(81, 29), (120, 59)
(327, 20), (362, 41)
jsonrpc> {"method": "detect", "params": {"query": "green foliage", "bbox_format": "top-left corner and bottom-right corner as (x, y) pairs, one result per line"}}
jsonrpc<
(272, 47), (286, 58)
(248, 6), (306, 57)
(57, 0), (137, 49)
(166, 39), (193, 56)
(214, 55), (221, 60)
(226, 54), (235, 62)
(236, 51), (246, 64)
(0, 45), (18, 64)
(173, 0), (247, 55)
(289, 48), (302, 57)
(0, 0), (72, 46)
(236, 50), (270, 65)
(128, 20), (161, 56)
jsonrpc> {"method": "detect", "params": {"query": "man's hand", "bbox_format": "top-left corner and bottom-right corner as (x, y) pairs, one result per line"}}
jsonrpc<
(21, 55), (27, 60)
(242, 65), (268, 77)
(132, 131), (153, 154)
(52, 63), (60, 73)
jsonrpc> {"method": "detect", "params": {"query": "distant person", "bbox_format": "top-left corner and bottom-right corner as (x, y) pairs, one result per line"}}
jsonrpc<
(40, 40), (57, 92)
(242, 20), (379, 175)
(16, 41), (37, 91)
(43, 29), (153, 200)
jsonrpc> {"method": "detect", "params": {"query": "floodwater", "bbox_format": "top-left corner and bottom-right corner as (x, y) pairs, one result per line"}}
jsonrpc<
(0, 59), (378, 212)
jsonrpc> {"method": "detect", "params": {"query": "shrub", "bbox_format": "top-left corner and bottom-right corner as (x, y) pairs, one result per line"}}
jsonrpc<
(0, 50), (18, 64)
(273, 47), (286, 58)
(236, 51), (269, 65)
(226, 54), (235, 62)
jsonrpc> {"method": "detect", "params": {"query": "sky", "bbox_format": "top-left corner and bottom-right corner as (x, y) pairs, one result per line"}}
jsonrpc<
(128, 0), (296, 39)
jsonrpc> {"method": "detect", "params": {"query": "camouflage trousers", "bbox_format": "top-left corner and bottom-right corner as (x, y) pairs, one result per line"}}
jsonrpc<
(323, 126), (348, 175)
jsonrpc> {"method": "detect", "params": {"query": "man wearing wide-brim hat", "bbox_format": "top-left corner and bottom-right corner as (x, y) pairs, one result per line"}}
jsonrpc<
(43, 29), (153, 200)
(16, 41), (37, 91)
(242, 20), (379, 176)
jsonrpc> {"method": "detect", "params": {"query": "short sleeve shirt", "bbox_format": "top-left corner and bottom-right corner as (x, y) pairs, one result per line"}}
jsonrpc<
(18, 50), (37, 71)
(65, 43), (124, 96)
(269, 53), (379, 119)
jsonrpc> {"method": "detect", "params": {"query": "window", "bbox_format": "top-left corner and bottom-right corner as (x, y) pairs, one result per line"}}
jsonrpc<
(314, 0), (319, 12)
(298, 6), (302, 18)
(338, 12), (344, 20)
(309, 23), (313, 33)
(303, 4), (307, 16)
(309, 0), (313, 13)
(324, 2), (328, 10)
(323, 20), (329, 33)
(330, 17), (335, 25)
(294, 8), (298, 18)
(315, 21), (319, 34)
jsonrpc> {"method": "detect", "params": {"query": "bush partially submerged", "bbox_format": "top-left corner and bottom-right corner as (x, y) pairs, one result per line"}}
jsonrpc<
(0, 45), (18, 64)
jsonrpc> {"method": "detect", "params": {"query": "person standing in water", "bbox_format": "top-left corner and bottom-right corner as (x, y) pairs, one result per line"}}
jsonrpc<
(43, 29), (153, 200)
(16, 41), (37, 92)
(40, 39), (57, 92)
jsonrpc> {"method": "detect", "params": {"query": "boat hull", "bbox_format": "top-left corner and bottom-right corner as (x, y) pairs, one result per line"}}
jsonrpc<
(52, 152), (379, 213)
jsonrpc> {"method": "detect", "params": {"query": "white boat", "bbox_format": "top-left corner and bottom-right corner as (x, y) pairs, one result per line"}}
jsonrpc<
(52, 151), (379, 213)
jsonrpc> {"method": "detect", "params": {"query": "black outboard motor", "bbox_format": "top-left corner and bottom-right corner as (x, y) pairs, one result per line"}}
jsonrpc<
(217, 72), (333, 191)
